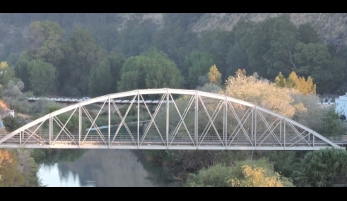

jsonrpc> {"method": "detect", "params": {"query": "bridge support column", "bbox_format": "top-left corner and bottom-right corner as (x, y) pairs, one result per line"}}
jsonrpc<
(137, 91), (140, 148)
(167, 90), (169, 148)
(195, 92), (198, 148)
(254, 107), (257, 147)
(108, 96), (110, 148)
(79, 105), (81, 147)
(223, 97), (227, 148)
(284, 120), (286, 148)
(49, 115), (52, 147)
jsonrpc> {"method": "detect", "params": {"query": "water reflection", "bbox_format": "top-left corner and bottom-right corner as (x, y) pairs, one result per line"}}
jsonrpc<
(37, 150), (172, 187)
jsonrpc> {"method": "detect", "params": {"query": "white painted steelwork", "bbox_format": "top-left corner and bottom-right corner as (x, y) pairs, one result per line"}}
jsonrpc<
(0, 88), (344, 150)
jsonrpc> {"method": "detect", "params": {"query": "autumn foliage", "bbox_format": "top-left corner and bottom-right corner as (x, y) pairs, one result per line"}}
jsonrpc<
(0, 150), (25, 187)
(275, 71), (316, 95)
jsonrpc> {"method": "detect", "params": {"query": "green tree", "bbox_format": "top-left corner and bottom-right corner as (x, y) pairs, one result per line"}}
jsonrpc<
(260, 14), (299, 77)
(59, 29), (107, 96)
(182, 51), (214, 88)
(2, 116), (24, 132)
(89, 52), (125, 96)
(225, 43), (249, 77)
(198, 29), (233, 79)
(293, 42), (345, 93)
(93, 24), (119, 53)
(152, 20), (199, 70)
(14, 56), (30, 92)
(294, 148), (347, 187)
(319, 107), (346, 136)
(186, 163), (232, 187)
(297, 23), (321, 44)
(89, 59), (112, 97)
(15, 149), (41, 187)
(118, 49), (183, 92)
(28, 60), (56, 96)
(185, 158), (293, 187)
(27, 21), (64, 66)
(2, 80), (31, 113)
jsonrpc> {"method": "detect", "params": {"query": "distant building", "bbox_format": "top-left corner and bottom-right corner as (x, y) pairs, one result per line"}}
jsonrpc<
(335, 93), (347, 117)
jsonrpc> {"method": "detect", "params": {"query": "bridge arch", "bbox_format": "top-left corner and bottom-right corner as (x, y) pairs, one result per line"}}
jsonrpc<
(0, 88), (344, 150)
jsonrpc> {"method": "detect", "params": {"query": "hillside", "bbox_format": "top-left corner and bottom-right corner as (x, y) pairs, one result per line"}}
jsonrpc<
(1, 13), (346, 54)
(192, 13), (347, 47)
(0, 13), (347, 95)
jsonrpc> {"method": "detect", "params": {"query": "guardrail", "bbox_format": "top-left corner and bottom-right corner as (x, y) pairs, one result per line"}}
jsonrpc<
(2, 132), (347, 146)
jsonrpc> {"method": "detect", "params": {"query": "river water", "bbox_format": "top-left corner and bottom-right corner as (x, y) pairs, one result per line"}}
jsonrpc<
(36, 122), (179, 187)
(37, 149), (174, 187)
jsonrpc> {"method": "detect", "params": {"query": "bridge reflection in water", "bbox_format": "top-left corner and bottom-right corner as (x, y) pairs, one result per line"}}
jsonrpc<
(0, 88), (346, 150)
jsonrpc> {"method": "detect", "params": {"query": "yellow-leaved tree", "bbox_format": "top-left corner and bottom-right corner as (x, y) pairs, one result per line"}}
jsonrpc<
(224, 69), (306, 118)
(208, 64), (222, 86)
(0, 150), (25, 187)
(275, 71), (316, 95)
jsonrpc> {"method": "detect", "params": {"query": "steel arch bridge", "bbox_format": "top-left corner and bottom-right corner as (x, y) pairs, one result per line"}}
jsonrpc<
(0, 88), (344, 150)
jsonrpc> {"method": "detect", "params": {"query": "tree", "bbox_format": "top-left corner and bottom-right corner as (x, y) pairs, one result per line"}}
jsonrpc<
(93, 24), (119, 53)
(228, 159), (294, 187)
(182, 51), (214, 88)
(260, 14), (299, 77)
(275, 71), (316, 95)
(228, 20), (256, 76)
(14, 56), (30, 92)
(225, 43), (249, 77)
(2, 80), (31, 113)
(224, 69), (305, 118)
(89, 59), (112, 97)
(319, 107), (346, 136)
(15, 149), (40, 187)
(0, 149), (25, 187)
(118, 49), (183, 92)
(197, 83), (222, 94)
(89, 52), (125, 96)
(185, 164), (232, 187)
(289, 92), (325, 132)
(27, 21), (64, 66)
(297, 23), (321, 44)
(208, 64), (222, 86)
(0, 99), (9, 114)
(185, 158), (293, 187)
(0, 61), (16, 87)
(152, 20), (199, 70)
(114, 18), (157, 57)
(0, 61), (17, 97)
(274, 72), (286, 87)
(28, 60), (56, 96)
(2, 116), (25, 132)
(198, 29), (234, 79)
(294, 148), (347, 187)
(59, 29), (107, 96)
(293, 42), (345, 93)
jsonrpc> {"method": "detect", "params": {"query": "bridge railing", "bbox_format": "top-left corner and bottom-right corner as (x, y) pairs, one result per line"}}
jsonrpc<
(2, 131), (347, 147)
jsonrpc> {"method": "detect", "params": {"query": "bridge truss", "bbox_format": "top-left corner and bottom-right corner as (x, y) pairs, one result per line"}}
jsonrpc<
(0, 88), (344, 150)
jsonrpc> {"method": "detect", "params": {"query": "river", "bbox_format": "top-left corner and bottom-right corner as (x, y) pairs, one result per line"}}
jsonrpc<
(37, 149), (175, 187)
(36, 123), (176, 187)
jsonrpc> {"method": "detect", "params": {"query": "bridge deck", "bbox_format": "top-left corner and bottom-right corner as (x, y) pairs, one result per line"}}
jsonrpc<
(0, 133), (346, 150)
